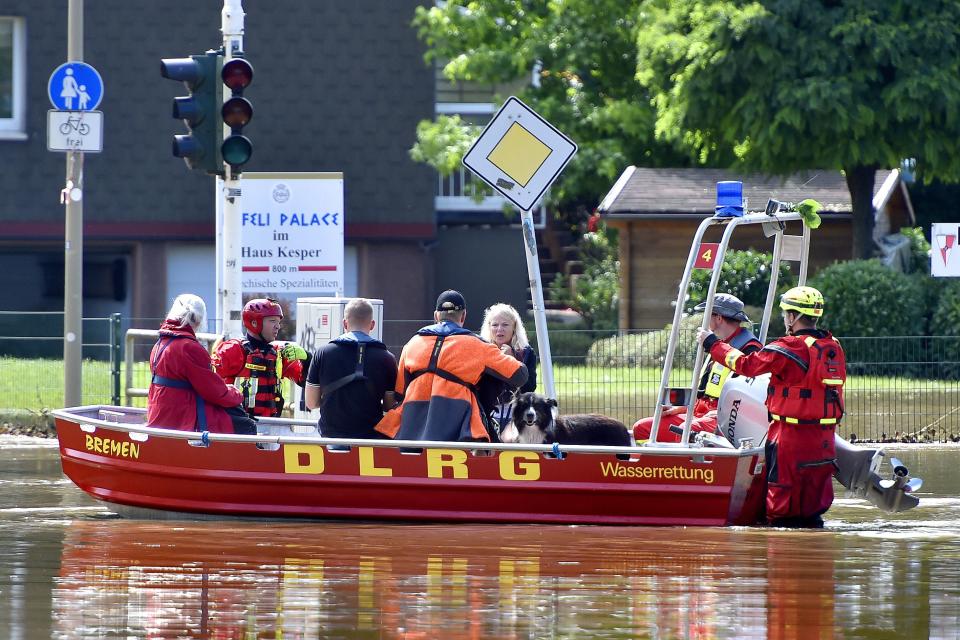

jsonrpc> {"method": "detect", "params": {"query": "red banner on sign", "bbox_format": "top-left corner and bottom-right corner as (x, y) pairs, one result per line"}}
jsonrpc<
(694, 243), (719, 270)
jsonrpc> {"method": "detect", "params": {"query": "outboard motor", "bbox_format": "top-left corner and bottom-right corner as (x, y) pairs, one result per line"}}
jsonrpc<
(716, 373), (771, 448)
(717, 373), (921, 513)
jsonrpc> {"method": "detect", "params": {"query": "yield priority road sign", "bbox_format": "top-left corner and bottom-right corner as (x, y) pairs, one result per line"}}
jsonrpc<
(463, 96), (577, 211)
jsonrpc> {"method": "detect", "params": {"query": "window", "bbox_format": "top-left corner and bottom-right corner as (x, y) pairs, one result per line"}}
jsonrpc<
(0, 17), (26, 139)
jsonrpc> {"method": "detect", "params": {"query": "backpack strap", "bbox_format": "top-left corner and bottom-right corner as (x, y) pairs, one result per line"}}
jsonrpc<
(150, 335), (207, 431)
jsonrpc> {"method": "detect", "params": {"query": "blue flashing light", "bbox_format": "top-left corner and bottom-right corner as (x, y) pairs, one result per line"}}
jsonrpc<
(715, 181), (744, 218)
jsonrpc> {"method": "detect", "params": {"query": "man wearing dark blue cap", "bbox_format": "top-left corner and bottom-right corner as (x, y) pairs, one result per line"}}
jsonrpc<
(634, 293), (762, 443)
(377, 290), (528, 442)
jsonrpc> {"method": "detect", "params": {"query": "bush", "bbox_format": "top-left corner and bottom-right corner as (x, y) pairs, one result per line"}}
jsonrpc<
(685, 250), (793, 313)
(587, 314), (701, 368)
(811, 260), (928, 376)
(929, 280), (960, 378)
(899, 226), (931, 274)
(528, 321), (597, 365)
(810, 259), (926, 337)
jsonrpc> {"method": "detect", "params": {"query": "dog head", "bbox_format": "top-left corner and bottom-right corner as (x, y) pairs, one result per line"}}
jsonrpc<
(500, 392), (558, 444)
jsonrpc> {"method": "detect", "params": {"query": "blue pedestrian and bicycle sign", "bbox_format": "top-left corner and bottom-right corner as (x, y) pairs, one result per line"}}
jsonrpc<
(48, 61), (104, 111)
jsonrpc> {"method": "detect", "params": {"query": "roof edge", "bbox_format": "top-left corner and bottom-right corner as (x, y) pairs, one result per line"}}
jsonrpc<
(597, 165), (635, 213)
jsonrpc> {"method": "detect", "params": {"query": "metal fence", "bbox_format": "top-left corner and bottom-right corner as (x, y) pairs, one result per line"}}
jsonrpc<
(2, 313), (958, 442)
(0, 311), (120, 412)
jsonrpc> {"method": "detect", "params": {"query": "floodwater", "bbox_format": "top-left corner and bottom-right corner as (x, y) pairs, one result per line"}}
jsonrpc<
(0, 438), (957, 639)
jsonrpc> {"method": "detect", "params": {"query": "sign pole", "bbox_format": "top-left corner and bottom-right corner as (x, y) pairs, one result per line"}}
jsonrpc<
(220, 0), (245, 337)
(461, 96), (576, 401)
(63, 0), (84, 407)
(521, 209), (555, 399)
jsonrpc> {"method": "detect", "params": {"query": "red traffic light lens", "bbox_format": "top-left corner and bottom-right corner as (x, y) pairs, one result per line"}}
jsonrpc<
(221, 58), (253, 91)
(222, 97), (252, 129)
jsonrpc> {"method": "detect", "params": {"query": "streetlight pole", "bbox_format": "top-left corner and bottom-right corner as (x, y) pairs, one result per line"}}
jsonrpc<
(219, 0), (245, 338)
(64, 0), (84, 406)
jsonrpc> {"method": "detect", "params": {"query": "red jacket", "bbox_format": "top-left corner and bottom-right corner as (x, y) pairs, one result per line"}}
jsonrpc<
(707, 329), (845, 424)
(146, 321), (244, 433)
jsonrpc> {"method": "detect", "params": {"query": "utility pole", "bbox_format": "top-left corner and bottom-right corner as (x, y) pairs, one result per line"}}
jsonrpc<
(64, 0), (84, 406)
(220, 0), (245, 337)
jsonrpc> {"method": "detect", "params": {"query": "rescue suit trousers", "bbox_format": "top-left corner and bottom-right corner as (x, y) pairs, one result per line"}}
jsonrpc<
(765, 420), (836, 526)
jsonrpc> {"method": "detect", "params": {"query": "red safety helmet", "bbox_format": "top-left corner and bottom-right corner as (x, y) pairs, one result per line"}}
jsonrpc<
(242, 298), (283, 335)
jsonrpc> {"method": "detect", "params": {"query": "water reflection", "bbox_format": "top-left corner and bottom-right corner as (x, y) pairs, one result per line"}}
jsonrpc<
(52, 517), (960, 639)
(0, 440), (955, 639)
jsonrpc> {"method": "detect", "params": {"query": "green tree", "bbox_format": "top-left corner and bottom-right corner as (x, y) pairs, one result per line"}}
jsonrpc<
(410, 0), (689, 214)
(635, 0), (960, 259)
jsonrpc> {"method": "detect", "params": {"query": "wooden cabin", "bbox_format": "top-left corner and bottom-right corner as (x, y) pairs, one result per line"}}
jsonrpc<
(598, 168), (915, 330)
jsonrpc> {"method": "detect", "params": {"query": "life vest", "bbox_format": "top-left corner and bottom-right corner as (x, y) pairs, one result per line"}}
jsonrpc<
(700, 328), (762, 400)
(766, 332), (846, 425)
(407, 334), (481, 397)
(233, 338), (284, 417)
(320, 331), (387, 411)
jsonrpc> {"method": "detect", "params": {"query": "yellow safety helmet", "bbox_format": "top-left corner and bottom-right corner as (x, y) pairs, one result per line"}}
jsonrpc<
(779, 286), (824, 318)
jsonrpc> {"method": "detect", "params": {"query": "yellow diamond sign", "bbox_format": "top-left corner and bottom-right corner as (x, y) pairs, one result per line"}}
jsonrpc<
(463, 96), (577, 211)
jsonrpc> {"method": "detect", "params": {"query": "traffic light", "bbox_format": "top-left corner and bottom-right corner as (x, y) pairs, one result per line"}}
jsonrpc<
(160, 52), (223, 174)
(220, 57), (253, 169)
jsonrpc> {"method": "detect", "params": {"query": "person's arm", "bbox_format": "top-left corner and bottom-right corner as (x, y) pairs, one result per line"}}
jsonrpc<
(520, 347), (537, 393)
(303, 346), (324, 410)
(481, 341), (528, 388)
(304, 383), (322, 410)
(382, 351), (399, 410)
(211, 340), (244, 378)
(707, 337), (791, 378)
(181, 342), (244, 407)
(279, 342), (311, 385)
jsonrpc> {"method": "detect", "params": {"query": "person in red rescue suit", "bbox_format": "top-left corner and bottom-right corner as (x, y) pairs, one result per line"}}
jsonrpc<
(696, 286), (846, 528)
(376, 290), (529, 442)
(634, 293), (762, 443)
(147, 294), (254, 434)
(212, 298), (311, 418)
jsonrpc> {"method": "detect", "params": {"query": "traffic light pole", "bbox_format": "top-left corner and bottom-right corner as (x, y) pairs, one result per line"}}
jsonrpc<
(64, 0), (84, 406)
(220, 0), (245, 337)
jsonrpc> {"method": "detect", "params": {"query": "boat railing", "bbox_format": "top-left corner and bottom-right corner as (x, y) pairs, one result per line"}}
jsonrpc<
(648, 210), (810, 446)
(53, 406), (763, 459)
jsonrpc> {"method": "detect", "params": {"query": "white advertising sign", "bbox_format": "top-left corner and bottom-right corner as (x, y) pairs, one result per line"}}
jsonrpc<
(236, 172), (345, 295)
(931, 223), (960, 277)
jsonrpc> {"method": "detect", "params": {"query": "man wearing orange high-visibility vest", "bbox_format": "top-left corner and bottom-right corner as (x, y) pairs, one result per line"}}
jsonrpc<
(377, 290), (528, 442)
(696, 286), (847, 528)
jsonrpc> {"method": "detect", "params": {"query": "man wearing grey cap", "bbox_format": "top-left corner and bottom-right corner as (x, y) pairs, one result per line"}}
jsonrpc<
(377, 290), (528, 442)
(633, 293), (762, 443)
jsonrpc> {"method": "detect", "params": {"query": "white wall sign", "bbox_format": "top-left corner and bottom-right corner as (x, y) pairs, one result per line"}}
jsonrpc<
(235, 172), (345, 295)
(932, 223), (960, 277)
(462, 96), (577, 211)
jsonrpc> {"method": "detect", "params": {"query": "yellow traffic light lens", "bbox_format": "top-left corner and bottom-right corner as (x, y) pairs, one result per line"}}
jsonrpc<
(221, 97), (252, 129)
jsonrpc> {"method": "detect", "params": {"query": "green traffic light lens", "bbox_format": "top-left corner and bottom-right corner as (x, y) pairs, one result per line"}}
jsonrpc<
(221, 135), (252, 166)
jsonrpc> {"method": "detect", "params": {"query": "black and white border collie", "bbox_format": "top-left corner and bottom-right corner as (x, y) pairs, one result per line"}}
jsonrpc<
(500, 392), (631, 446)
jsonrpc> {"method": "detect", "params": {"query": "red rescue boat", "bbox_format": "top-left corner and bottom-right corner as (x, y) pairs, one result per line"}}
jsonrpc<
(52, 405), (767, 526)
(53, 190), (920, 525)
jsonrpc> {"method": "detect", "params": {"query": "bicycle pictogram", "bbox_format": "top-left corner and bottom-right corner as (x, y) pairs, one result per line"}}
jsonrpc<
(59, 114), (91, 136)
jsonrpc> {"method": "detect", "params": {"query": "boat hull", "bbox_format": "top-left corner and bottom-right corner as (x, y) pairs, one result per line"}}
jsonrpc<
(54, 406), (767, 526)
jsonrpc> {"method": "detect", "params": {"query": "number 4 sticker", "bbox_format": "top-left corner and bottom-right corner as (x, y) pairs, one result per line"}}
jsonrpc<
(694, 243), (719, 269)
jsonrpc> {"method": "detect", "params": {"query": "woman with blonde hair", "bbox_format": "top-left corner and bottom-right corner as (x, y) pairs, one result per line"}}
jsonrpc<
(479, 303), (538, 431)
